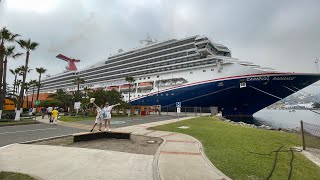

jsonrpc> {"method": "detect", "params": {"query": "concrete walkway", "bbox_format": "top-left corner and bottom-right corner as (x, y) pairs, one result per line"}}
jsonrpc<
(0, 116), (230, 180)
(115, 117), (230, 180)
(0, 144), (153, 180)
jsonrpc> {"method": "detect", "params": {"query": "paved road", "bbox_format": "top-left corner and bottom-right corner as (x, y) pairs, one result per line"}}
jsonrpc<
(0, 115), (180, 147)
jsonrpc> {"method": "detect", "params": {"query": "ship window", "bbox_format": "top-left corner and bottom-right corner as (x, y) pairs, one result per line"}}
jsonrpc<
(148, 77), (150, 79)
(157, 75), (159, 78)
(203, 70), (206, 72)
(190, 72), (193, 74)
(211, 69), (214, 71)
(139, 78), (141, 80)
(171, 93), (174, 95)
(166, 93), (169, 96)
(144, 78), (146, 80)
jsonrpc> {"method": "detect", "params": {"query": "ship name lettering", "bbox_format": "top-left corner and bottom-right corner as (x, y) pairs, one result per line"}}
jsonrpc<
(246, 76), (269, 81)
(272, 77), (295, 81)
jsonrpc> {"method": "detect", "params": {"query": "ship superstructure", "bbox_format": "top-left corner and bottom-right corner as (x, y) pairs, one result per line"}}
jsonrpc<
(39, 35), (320, 117)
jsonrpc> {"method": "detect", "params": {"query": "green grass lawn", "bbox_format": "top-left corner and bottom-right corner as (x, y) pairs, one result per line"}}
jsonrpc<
(0, 119), (36, 126)
(150, 116), (320, 180)
(0, 171), (37, 180)
(58, 116), (95, 122)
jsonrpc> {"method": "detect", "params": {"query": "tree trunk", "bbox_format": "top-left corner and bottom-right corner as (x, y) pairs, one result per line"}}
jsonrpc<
(25, 89), (28, 108)
(0, 42), (5, 115)
(15, 50), (29, 121)
(0, 58), (8, 119)
(77, 82), (80, 102)
(31, 86), (35, 108)
(13, 74), (17, 94)
(36, 73), (41, 101)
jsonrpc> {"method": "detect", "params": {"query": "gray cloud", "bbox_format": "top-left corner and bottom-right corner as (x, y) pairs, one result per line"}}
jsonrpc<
(1, 0), (320, 90)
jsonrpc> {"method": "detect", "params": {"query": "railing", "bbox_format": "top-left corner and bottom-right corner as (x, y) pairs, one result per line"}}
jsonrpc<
(160, 106), (212, 116)
(300, 121), (320, 154)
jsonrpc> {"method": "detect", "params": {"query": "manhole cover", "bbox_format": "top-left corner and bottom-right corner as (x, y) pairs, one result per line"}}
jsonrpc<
(147, 140), (156, 144)
(178, 126), (190, 129)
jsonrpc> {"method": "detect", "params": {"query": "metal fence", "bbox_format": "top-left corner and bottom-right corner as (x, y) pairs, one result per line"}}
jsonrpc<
(301, 121), (320, 152)
(160, 106), (213, 116)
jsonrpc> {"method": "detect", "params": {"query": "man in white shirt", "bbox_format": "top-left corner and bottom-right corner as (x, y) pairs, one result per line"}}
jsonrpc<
(47, 106), (53, 124)
(103, 102), (120, 132)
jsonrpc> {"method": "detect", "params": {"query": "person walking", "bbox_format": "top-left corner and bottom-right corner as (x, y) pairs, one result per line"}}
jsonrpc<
(90, 103), (103, 132)
(41, 107), (47, 119)
(103, 102), (120, 132)
(51, 108), (59, 125)
(47, 106), (53, 123)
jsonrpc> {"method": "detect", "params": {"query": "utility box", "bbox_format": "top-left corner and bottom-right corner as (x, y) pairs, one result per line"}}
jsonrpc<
(210, 107), (218, 116)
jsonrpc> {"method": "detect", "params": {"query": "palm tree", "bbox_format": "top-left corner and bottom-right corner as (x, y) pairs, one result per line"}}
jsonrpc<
(29, 80), (37, 108)
(125, 76), (135, 103)
(16, 79), (22, 94)
(15, 39), (39, 121)
(9, 68), (21, 94)
(73, 77), (85, 102)
(125, 76), (135, 116)
(35, 67), (46, 103)
(0, 27), (19, 118)
(23, 82), (30, 108)
(1, 46), (22, 113)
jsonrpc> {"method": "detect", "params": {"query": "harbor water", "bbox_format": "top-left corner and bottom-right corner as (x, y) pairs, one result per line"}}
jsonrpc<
(251, 109), (320, 128)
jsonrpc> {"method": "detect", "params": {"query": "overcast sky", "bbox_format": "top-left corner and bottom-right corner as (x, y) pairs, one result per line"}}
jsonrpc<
(1, 0), (320, 91)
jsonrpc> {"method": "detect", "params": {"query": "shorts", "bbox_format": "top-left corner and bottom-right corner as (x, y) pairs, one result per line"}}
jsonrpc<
(104, 113), (111, 120)
(95, 117), (102, 124)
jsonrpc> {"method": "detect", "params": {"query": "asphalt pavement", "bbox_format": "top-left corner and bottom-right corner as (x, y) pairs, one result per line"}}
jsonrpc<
(0, 115), (180, 147)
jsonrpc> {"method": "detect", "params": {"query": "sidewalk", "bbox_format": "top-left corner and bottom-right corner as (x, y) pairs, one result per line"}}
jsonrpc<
(0, 116), (230, 180)
(115, 117), (230, 180)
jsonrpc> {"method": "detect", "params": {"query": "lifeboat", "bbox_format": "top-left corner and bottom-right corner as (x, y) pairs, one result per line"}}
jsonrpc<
(120, 84), (134, 92)
(106, 86), (119, 91)
(138, 82), (153, 89)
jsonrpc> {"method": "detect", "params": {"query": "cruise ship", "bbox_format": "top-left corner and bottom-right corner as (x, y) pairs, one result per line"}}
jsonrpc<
(40, 35), (320, 117)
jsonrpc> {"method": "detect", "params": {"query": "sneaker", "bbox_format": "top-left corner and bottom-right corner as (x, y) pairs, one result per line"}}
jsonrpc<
(104, 128), (107, 132)
(99, 129), (102, 132)
(90, 129), (93, 132)
(108, 128), (111, 132)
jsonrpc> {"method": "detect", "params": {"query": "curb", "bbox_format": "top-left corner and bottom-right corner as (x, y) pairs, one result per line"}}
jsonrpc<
(19, 133), (75, 144)
(0, 121), (40, 127)
(152, 136), (166, 180)
(185, 134), (231, 180)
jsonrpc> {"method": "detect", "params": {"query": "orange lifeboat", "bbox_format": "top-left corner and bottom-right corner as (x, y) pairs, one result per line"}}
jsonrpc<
(138, 82), (153, 89)
(119, 84), (134, 92)
(106, 86), (119, 91)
